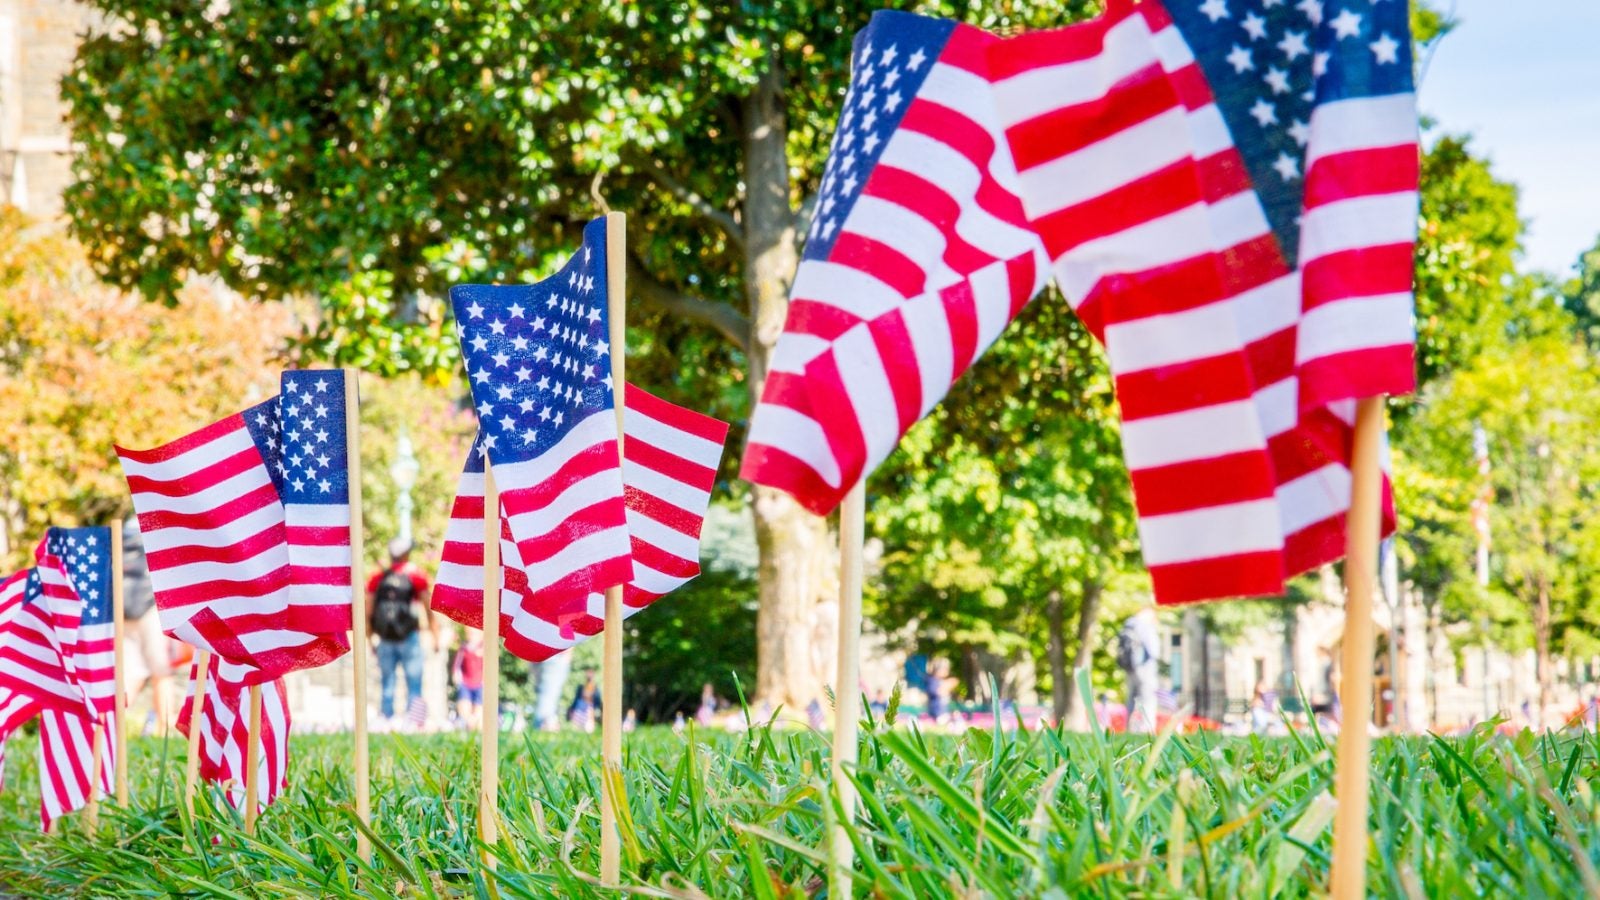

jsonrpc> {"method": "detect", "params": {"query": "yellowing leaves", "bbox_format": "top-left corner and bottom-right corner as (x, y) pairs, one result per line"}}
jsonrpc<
(0, 210), (294, 569)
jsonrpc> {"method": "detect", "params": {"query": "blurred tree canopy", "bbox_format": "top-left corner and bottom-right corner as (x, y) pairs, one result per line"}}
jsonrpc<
(0, 210), (292, 569)
(0, 207), (477, 580)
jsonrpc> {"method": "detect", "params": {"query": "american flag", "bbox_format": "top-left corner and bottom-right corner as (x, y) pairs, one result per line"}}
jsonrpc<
(739, 11), (1048, 514)
(117, 370), (353, 681)
(448, 217), (634, 622)
(0, 567), (81, 720)
(39, 528), (118, 719)
(752, 2), (1416, 604)
(0, 530), (121, 829)
(0, 689), (36, 789)
(38, 707), (116, 829)
(0, 569), (40, 789)
(0, 565), (105, 829)
(990, 0), (1415, 602)
(176, 655), (290, 813)
(434, 383), (729, 661)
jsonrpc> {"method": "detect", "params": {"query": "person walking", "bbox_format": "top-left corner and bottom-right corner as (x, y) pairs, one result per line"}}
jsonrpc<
(696, 682), (718, 726)
(121, 518), (175, 734)
(1116, 604), (1161, 733)
(452, 627), (485, 730)
(367, 538), (436, 729)
(568, 669), (600, 733)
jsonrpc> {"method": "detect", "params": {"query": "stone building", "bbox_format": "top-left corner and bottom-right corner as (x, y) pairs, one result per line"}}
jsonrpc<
(0, 0), (91, 216)
(1168, 568), (1588, 733)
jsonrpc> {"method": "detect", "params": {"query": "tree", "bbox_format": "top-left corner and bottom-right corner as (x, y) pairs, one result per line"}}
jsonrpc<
(355, 375), (477, 567)
(869, 290), (1141, 720)
(0, 209), (297, 569)
(1405, 330), (1600, 724)
(61, 0), (1096, 708)
(1561, 234), (1600, 349)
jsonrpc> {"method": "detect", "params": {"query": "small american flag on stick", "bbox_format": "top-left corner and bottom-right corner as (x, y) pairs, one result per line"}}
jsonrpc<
(447, 218), (635, 629)
(177, 655), (290, 814)
(117, 371), (354, 680)
(746, 1), (1417, 605)
(434, 383), (729, 661)
(0, 530), (120, 829)
(740, 12), (1048, 515)
(991, 0), (1415, 601)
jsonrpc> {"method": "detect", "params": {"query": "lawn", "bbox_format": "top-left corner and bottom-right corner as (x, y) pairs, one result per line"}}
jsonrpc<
(2, 705), (1598, 897)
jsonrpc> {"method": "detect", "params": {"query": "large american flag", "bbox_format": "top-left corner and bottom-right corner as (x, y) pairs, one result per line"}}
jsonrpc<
(434, 383), (729, 661)
(747, 1), (1415, 604)
(990, 0), (1414, 602)
(117, 371), (353, 681)
(176, 656), (290, 814)
(448, 217), (634, 623)
(739, 11), (1048, 515)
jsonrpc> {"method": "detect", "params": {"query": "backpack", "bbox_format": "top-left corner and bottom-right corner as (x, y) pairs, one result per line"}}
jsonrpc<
(371, 568), (419, 642)
(1115, 622), (1144, 672)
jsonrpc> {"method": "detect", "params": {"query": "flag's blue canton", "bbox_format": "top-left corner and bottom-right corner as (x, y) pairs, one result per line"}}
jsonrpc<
(23, 567), (44, 608)
(45, 526), (113, 622)
(242, 396), (286, 494)
(1166, 0), (1413, 265)
(803, 12), (955, 261)
(450, 217), (614, 468)
(277, 371), (350, 505)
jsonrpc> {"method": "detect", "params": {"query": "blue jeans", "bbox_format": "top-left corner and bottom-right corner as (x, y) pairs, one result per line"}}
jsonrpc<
(377, 632), (424, 718)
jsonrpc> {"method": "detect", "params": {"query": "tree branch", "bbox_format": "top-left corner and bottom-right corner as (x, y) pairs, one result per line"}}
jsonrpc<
(643, 161), (746, 252)
(626, 254), (751, 353)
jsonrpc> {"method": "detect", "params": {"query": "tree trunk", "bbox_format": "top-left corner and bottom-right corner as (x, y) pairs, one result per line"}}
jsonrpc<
(1047, 590), (1067, 722)
(1535, 575), (1552, 729)
(741, 49), (836, 711)
(1059, 578), (1103, 729)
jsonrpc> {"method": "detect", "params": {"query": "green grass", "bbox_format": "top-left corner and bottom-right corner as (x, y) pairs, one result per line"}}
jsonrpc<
(3, 708), (1600, 897)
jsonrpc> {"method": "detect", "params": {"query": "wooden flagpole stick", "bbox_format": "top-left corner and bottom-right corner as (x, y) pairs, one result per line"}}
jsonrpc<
(343, 367), (373, 863)
(480, 464), (502, 870)
(1329, 396), (1385, 899)
(83, 721), (104, 835)
(112, 523), (128, 806)
(830, 481), (866, 897)
(599, 210), (629, 888)
(184, 649), (212, 813)
(243, 682), (263, 835)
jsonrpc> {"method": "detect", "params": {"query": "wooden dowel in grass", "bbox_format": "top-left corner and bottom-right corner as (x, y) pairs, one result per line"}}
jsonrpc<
(184, 649), (212, 814)
(830, 480), (866, 897)
(344, 367), (373, 863)
(480, 464), (502, 871)
(599, 210), (629, 888)
(1329, 395), (1385, 899)
(112, 523), (128, 806)
(83, 720), (104, 835)
(243, 682), (263, 835)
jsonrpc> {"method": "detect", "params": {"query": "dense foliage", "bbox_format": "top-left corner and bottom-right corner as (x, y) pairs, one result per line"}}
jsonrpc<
(0, 211), (294, 570)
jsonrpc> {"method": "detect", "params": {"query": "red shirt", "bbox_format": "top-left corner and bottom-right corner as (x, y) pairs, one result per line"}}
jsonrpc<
(455, 644), (484, 689)
(366, 561), (431, 597)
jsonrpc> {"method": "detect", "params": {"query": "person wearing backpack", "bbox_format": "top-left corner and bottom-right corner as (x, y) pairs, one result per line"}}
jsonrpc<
(1116, 604), (1161, 733)
(366, 538), (436, 727)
